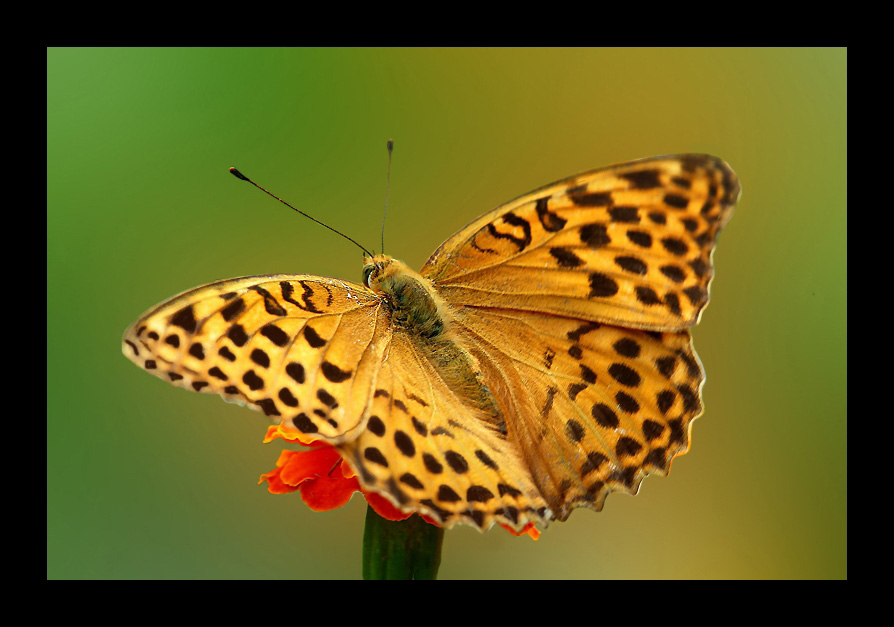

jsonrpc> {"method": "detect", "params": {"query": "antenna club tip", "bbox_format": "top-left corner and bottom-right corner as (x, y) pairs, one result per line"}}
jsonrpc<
(386, 139), (393, 152)
(229, 167), (250, 182)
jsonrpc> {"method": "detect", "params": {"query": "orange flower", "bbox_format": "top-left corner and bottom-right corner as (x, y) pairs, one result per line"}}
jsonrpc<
(259, 425), (413, 521)
(259, 424), (539, 540)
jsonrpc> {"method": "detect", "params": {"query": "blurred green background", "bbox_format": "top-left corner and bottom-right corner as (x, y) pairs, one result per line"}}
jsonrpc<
(47, 48), (846, 579)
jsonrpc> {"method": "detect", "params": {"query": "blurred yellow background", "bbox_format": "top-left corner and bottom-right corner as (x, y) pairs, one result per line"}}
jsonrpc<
(48, 48), (846, 579)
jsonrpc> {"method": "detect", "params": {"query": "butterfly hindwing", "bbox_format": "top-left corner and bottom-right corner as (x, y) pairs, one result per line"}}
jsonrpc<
(453, 308), (703, 520)
(338, 332), (551, 530)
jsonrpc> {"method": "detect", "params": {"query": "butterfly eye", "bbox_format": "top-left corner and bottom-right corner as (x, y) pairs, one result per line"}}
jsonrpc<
(363, 265), (375, 287)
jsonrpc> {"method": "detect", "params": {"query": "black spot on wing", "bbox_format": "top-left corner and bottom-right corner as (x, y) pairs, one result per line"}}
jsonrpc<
(535, 197), (567, 232)
(588, 272), (619, 297)
(621, 169), (661, 189)
(250, 286), (287, 316)
(220, 298), (245, 322)
(170, 305), (197, 334)
(487, 212), (532, 252)
(227, 324), (249, 347)
(550, 247), (584, 267)
(580, 223), (611, 248)
(303, 325), (326, 348)
(321, 361), (352, 383)
(568, 187), (612, 207)
(281, 280), (328, 314)
(260, 324), (290, 347)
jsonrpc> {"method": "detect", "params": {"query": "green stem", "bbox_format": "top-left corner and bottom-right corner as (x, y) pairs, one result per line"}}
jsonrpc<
(362, 505), (444, 580)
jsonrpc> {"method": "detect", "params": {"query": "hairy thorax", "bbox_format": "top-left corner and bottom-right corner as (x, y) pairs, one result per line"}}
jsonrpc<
(363, 255), (502, 426)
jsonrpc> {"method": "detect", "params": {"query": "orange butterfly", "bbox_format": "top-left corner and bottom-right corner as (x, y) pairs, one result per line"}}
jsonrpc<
(123, 154), (739, 531)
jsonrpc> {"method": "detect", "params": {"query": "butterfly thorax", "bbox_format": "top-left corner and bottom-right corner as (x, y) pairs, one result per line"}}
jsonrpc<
(364, 255), (448, 340)
(364, 255), (504, 426)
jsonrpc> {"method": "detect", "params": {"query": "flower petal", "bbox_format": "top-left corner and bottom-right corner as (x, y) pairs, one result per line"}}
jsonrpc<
(500, 522), (541, 540)
(263, 423), (321, 446)
(279, 448), (342, 487)
(260, 445), (363, 512)
(300, 473), (361, 511)
(364, 491), (413, 522)
(258, 465), (300, 495)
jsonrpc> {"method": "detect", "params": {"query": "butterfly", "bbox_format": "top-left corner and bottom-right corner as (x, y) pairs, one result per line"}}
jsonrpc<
(122, 154), (739, 532)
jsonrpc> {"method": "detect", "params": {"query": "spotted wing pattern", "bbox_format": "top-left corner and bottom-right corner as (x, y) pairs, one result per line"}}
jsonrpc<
(424, 154), (738, 330)
(454, 309), (704, 520)
(338, 331), (550, 530)
(123, 153), (738, 532)
(422, 154), (739, 518)
(122, 274), (549, 530)
(123, 275), (388, 441)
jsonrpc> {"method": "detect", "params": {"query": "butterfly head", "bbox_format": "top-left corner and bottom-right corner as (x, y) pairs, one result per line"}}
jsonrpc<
(362, 254), (389, 289)
(363, 254), (417, 291)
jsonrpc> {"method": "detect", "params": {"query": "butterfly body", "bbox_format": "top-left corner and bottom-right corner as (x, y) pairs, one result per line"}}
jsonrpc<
(124, 154), (739, 531)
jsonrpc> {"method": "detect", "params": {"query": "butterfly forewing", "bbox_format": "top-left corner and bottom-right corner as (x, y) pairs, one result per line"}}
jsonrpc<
(423, 154), (739, 330)
(122, 275), (386, 442)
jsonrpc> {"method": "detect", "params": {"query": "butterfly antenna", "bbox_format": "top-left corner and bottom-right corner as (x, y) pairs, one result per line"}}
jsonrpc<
(380, 139), (393, 255)
(229, 167), (374, 259)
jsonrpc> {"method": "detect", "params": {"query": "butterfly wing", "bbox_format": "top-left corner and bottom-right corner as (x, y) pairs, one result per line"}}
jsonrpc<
(338, 331), (550, 530)
(123, 154), (737, 531)
(122, 275), (387, 442)
(423, 154), (739, 330)
(421, 154), (739, 518)
(123, 274), (550, 530)
(453, 308), (704, 520)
